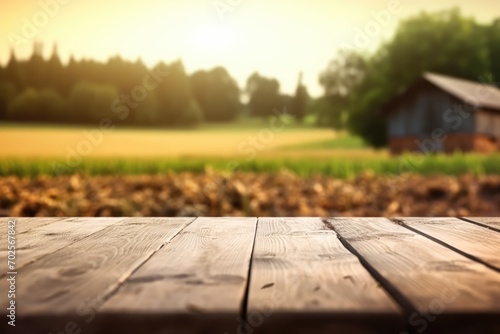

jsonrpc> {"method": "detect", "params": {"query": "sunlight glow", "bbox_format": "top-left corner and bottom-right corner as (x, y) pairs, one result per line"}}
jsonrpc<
(188, 23), (235, 52)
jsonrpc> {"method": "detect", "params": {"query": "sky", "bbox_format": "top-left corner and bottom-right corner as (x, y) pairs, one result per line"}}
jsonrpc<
(0, 0), (498, 96)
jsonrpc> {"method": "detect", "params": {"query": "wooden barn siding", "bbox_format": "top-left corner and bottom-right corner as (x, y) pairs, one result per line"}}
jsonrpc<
(388, 84), (475, 138)
(476, 109), (500, 139)
(389, 133), (497, 154)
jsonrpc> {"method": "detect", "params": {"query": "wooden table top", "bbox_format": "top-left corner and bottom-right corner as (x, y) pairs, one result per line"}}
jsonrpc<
(1, 217), (499, 334)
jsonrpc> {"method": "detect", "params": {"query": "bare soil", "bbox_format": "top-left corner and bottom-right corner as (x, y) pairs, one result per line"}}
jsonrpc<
(1, 172), (499, 217)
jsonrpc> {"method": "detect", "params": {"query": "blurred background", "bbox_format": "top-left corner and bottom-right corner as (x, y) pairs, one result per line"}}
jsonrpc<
(0, 0), (499, 217)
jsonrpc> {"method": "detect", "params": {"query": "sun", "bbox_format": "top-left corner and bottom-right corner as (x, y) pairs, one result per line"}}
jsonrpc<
(187, 23), (235, 52)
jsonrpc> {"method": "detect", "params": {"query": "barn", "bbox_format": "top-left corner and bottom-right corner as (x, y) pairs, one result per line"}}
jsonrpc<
(382, 72), (500, 154)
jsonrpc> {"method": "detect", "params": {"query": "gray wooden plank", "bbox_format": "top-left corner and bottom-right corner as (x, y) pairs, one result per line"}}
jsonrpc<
(463, 217), (500, 232)
(327, 217), (500, 334)
(247, 217), (404, 334)
(0, 217), (126, 271)
(98, 217), (257, 334)
(1, 217), (194, 334)
(398, 217), (500, 271)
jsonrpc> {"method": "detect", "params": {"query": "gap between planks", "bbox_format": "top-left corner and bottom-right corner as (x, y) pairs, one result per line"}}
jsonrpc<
(246, 217), (404, 334)
(98, 217), (258, 334)
(325, 217), (500, 334)
(1, 216), (197, 334)
(392, 218), (500, 272)
(459, 217), (500, 233)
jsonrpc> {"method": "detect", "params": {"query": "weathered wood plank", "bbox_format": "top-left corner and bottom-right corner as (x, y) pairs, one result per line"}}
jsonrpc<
(1, 217), (65, 234)
(0, 217), (125, 271)
(398, 217), (500, 271)
(462, 217), (500, 232)
(327, 217), (500, 334)
(2, 217), (194, 334)
(246, 217), (404, 334)
(0, 217), (64, 251)
(99, 217), (257, 334)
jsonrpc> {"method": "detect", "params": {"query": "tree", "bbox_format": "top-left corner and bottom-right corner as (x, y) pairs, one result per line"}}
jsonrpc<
(46, 44), (65, 95)
(132, 89), (160, 126)
(191, 67), (241, 122)
(68, 82), (119, 123)
(320, 50), (366, 98)
(176, 100), (204, 127)
(25, 41), (47, 89)
(319, 50), (366, 130)
(246, 73), (282, 118)
(488, 18), (500, 84)
(154, 60), (196, 126)
(7, 88), (39, 121)
(38, 88), (67, 122)
(0, 81), (17, 120)
(289, 72), (309, 122)
(4, 50), (24, 91)
(311, 96), (343, 129)
(61, 55), (79, 96)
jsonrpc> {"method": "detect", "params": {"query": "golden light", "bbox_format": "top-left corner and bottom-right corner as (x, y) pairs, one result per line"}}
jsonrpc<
(187, 23), (235, 53)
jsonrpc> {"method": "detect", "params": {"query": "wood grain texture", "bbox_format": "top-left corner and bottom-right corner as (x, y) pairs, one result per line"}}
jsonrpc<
(399, 217), (500, 271)
(0, 217), (64, 251)
(463, 217), (500, 232)
(0, 217), (125, 271)
(99, 217), (257, 334)
(2, 217), (64, 233)
(327, 217), (500, 334)
(3, 217), (500, 334)
(246, 217), (404, 334)
(3, 217), (194, 334)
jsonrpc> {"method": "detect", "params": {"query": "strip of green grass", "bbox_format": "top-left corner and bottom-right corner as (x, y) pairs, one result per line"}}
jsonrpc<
(0, 153), (499, 178)
(281, 135), (367, 150)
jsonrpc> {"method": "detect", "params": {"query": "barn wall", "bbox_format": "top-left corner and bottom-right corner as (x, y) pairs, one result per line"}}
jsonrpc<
(388, 84), (476, 140)
(476, 109), (500, 140)
(389, 134), (498, 154)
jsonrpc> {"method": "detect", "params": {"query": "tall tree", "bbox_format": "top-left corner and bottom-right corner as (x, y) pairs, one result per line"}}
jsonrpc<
(4, 49), (24, 90)
(289, 72), (309, 122)
(156, 60), (201, 126)
(489, 18), (500, 84)
(46, 44), (64, 95)
(0, 82), (17, 120)
(318, 50), (365, 129)
(191, 67), (240, 122)
(25, 41), (47, 89)
(246, 72), (282, 118)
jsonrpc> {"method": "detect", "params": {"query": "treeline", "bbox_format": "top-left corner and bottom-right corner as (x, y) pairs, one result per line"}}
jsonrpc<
(318, 9), (500, 146)
(0, 43), (309, 127)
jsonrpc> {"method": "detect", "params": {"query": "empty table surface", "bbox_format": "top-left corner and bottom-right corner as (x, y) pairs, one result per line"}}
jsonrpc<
(1, 217), (499, 334)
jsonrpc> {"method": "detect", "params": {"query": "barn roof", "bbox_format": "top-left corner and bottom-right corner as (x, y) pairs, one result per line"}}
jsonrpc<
(423, 72), (500, 110)
(382, 72), (500, 115)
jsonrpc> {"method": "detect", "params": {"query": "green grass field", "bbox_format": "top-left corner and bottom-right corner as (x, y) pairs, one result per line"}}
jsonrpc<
(1, 154), (499, 178)
(1, 122), (499, 178)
